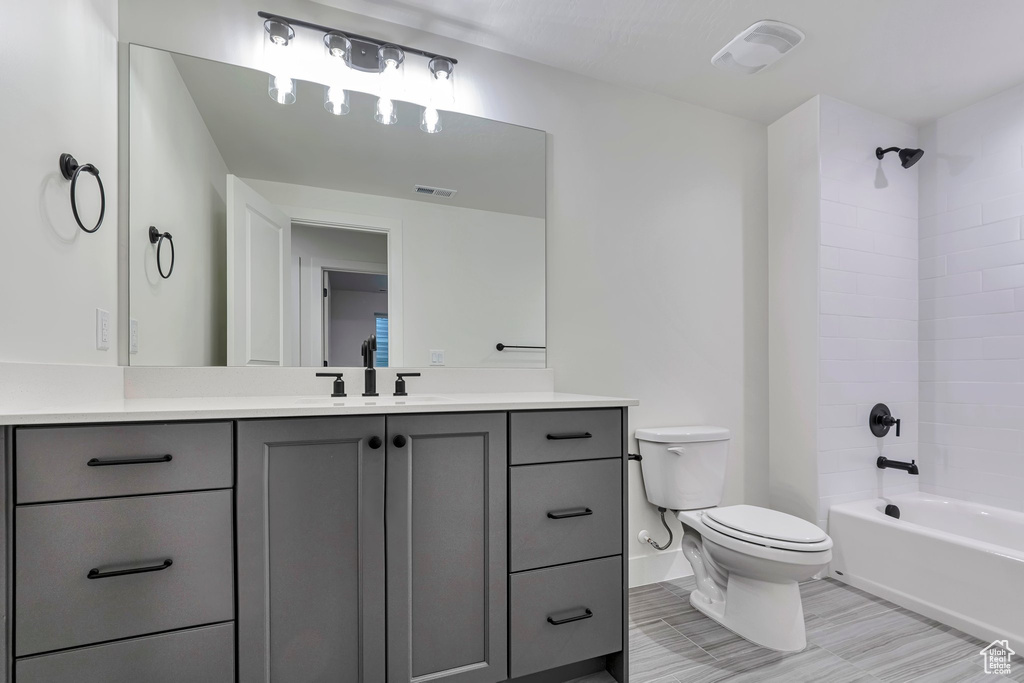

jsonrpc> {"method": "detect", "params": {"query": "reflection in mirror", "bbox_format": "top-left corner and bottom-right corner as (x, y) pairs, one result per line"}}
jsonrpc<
(128, 45), (545, 368)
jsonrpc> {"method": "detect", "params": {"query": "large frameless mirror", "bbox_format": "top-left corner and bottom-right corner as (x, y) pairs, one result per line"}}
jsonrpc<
(127, 44), (546, 368)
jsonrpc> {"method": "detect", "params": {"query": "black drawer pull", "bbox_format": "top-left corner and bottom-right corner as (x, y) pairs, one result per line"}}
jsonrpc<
(87, 454), (173, 467)
(546, 432), (592, 441)
(547, 608), (593, 626)
(547, 507), (593, 520)
(88, 558), (173, 580)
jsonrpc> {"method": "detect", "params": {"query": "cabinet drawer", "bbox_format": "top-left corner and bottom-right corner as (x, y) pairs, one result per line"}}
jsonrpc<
(16, 490), (234, 656)
(16, 622), (234, 683)
(16, 422), (232, 504)
(510, 410), (621, 465)
(510, 556), (623, 678)
(511, 459), (622, 571)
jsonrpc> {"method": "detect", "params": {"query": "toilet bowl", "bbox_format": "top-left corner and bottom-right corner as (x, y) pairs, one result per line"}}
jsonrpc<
(637, 426), (832, 652)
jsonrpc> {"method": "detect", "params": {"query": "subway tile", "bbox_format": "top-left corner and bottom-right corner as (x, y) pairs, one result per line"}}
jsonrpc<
(919, 289), (1017, 320)
(983, 192), (1024, 223)
(821, 200), (858, 227)
(919, 218), (1020, 258)
(822, 268), (859, 293)
(982, 263), (1024, 291)
(945, 240), (1024, 274)
(919, 204), (983, 237)
(919, 256), (947, 279)
(857, 273), (917, 300)
(919, 272), (982, 300)
(858, 207), (918, 239)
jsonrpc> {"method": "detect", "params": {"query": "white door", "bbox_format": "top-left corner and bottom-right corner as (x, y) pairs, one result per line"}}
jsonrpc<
(226, 175), (291, 366)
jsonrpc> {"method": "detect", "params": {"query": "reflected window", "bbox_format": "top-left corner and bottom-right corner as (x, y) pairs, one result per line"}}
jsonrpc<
(375, 314), (389, 367)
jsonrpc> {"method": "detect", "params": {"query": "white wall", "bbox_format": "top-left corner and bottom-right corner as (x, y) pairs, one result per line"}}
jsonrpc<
(918, 85), (1024, 511)
(330, 289), (387, 366)
(129, 46), (230, 366)
(119, 0), (769, 583)
(248, 179), (546, 370)
(0, 0), (119, 365)
(815, 96), (920, 527)
(768, 98), (821, 524)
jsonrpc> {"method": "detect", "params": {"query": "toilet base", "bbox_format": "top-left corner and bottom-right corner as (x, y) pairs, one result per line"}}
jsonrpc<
(690, 574), (807, 652)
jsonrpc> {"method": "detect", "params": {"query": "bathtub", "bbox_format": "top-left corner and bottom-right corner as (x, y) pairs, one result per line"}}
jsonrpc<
(829, 492), (1024, 650)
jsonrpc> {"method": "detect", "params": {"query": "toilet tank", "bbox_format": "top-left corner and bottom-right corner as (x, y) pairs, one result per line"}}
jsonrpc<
(636, 426), (730, 510)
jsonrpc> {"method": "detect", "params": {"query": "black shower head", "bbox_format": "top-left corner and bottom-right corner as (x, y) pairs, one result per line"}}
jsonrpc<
(876, 146), (924, 169)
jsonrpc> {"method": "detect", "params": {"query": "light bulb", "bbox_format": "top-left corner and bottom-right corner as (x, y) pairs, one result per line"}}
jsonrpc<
(269, 74), (296, 105)
(420, 106), (442, 134)
(375, 97), (397, 125)
(324, 85), (350, 116)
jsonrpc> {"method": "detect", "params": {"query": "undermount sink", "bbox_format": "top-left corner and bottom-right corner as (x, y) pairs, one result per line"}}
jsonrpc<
(294, 395), (452, 407)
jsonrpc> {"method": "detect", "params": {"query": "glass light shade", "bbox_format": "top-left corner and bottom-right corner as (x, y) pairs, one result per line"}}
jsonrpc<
(323, 31), (351, 60)
(269, 74), (296, 105)
(324, 85), (350, 115)
(377, 44), (405, 101)
(420, 106), (442, 134)
(427, 57), (456, 108)
(264, 19), (296, 104)
(375, 97), (397, 125)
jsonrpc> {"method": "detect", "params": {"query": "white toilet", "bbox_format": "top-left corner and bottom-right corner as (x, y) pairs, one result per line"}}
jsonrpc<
(636, 426), (832, 652)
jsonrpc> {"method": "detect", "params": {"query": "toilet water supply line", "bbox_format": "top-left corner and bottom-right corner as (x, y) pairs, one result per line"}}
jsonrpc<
(645, 507), (675, 550)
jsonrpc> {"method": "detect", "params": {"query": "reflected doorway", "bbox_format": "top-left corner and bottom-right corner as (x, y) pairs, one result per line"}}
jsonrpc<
(322, 270), (388, 367)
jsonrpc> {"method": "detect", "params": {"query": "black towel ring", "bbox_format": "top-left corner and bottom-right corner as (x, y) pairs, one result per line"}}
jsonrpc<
(149, 226), (175, 279)
(59, 153), (105, 234)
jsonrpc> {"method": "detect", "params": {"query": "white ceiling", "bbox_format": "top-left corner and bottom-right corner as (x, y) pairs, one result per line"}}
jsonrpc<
(312, 0), (1024, 124)
(170, 53), (546, 217)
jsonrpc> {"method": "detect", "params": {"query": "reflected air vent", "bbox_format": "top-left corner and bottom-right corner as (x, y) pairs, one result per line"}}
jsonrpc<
(712, 20), (804, 75)
(414, 185), (457, 198)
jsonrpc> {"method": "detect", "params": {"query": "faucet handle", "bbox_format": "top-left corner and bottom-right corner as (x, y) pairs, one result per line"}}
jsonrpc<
(394, 372), (421, 397)
(315, 372), (346, 398)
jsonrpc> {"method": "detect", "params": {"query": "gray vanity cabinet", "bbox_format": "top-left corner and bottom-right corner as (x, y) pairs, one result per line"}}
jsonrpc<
(236, 416), (387, 683)
(386, 413), (508, 683)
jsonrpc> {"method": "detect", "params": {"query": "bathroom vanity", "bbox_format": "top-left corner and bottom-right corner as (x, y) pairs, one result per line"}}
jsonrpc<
(0, 394), (633, 683)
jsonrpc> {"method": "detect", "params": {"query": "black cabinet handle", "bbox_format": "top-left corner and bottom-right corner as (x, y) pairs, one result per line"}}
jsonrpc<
(547, 507), (593, 520)
(88, 558), (173, 579)
(368, 436), (382, 450)
(546, 432), (592, 441)
(393, 435), (407, 448)
(547, 608), (593, 625)
(87, 454), (173, 467)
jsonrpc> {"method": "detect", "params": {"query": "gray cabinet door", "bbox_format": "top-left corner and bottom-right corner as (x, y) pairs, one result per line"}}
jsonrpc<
(386, 413), (508, 683)
(237, 416), (386, 683)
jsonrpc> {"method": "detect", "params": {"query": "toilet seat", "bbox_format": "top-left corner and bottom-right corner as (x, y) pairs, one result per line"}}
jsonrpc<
(699, 505), (833, 553)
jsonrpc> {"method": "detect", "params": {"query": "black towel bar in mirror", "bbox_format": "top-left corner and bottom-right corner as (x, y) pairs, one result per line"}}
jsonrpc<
(59, 153), (105, 233)
(496, 343), (546, 351)
(149, 226), (175, 279)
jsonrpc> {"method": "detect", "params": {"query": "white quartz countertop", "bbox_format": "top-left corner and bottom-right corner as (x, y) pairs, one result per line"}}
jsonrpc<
(0, 392), (638, 426)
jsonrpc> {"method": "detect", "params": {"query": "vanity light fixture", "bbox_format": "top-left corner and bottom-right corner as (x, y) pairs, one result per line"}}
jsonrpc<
(264, 18), (297, 104)
(323, 31), (352, 115)
(421, 57), (455, 134)
(257, 11), (458, 131)
(375, 44), (404, 125)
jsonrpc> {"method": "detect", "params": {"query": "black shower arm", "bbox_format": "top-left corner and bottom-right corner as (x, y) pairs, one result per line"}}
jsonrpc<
(876, 146), (902, 159)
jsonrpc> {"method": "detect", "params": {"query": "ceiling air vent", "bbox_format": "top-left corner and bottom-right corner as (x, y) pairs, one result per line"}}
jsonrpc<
(414, 185), (457, 198)
(711, 20), (804, 75)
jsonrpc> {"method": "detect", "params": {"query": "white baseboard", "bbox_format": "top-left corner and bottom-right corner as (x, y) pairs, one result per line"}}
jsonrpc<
(628, 549), (694, 588)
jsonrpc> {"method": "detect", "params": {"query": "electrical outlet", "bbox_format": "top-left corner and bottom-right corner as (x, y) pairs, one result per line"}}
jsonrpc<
(129, 319), (139, 354)
(429, 349), (445, 366)
(95, 308), (110, 351)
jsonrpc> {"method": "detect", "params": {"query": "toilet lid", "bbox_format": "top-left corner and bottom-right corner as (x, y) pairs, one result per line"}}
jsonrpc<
(704, 505), (828, 544)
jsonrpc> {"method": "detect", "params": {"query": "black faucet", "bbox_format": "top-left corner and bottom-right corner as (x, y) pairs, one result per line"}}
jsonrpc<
(869, 403), (901, 437)
(361, 335), (378, 397)
(394, 372), (421, 396)
(877, 456), (919, 475)
(315, 372), (346, 397)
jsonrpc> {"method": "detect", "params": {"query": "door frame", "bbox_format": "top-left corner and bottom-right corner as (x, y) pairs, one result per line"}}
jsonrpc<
(312, 259), (388, 367)
(283, 205), (405, 368)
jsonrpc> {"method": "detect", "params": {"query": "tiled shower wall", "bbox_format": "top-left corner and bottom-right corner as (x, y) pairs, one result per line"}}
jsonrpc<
(917, 86), (1024, 510)
(816, 97), (921, 527)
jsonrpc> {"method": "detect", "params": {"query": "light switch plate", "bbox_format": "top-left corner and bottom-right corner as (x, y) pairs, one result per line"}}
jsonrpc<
(129, 319), (139, 354)
(429, 349), (445, 366)
(95, 308), (110, 351)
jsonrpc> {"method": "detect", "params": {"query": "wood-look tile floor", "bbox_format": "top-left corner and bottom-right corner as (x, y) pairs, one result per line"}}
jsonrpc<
(570, 577), (1018, 683)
